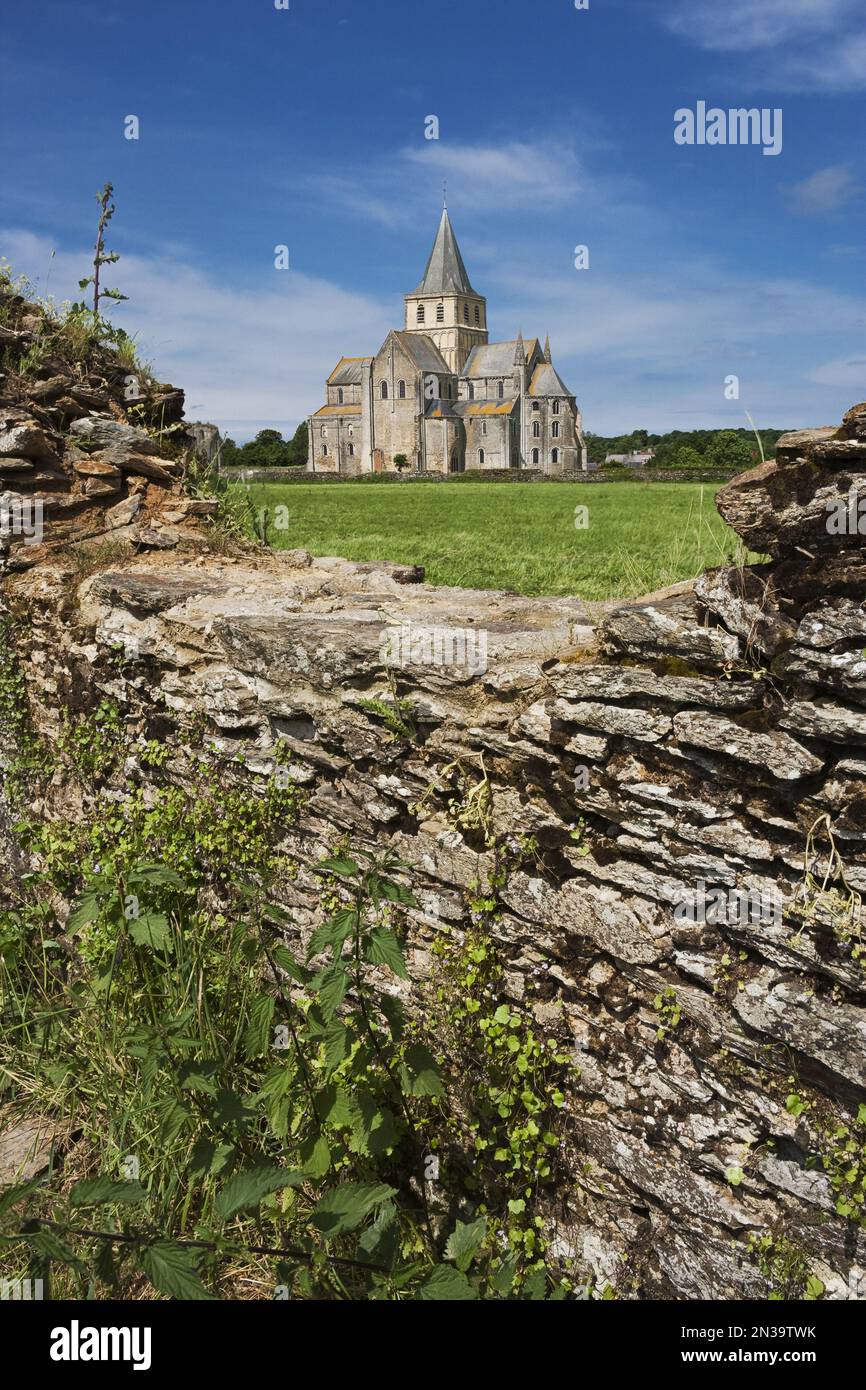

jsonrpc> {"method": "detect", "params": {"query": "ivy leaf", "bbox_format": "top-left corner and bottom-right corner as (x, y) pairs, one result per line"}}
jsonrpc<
(804, 1274), (825, 1300)
(317, 856), (359, 878)
(418, 1265), (478, 1300)
(138, 1240), (215, 1300)
(215, 1166), (306, 1221)
(725, 1165), (744, 1187)
(444, 1217), (487, 1273)
(312, 1182), (396, 1238)
(69, 1177), (149, 1208)
(128, 913), (173, 952)
(365, 927), (408, 979)
(400, 1043), (443, 1098)
(317, 964), (349, 1021)
(243, 995), (275, 1060)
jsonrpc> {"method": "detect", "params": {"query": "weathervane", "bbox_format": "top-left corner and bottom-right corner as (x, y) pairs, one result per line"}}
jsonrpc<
(443, 181), (447, 209)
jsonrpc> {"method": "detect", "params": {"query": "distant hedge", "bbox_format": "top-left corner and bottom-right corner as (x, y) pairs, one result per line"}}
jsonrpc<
(222, 466), (740, 485)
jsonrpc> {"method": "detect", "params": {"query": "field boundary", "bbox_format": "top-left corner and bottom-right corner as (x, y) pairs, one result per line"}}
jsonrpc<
(222, 467), (740, 485)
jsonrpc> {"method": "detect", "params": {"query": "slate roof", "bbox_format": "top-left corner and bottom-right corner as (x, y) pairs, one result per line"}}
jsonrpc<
(463, 339), (540, 377)
(528, 362), (572, 398)
(390, 331), (452, 375)
(327, 357), (372, 386)
(412, 210), (478, 297)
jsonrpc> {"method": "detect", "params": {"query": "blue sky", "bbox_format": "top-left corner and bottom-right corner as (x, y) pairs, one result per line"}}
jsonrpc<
(1, 0), (864, 440)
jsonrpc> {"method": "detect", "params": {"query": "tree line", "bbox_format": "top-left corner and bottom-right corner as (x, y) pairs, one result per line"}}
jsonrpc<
(220, 423), (309, 469)
(584, 426), (789, 471)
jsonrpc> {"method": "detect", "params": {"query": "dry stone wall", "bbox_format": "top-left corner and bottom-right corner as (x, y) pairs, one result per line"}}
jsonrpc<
(3, 392), (866, 1299)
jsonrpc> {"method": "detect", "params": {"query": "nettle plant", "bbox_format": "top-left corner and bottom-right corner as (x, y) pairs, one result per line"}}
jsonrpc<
(0, 647), (572, 1299)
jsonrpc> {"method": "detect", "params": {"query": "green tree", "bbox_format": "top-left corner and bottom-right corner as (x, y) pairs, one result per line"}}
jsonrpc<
(285, 421), (309, 467)
(672, 446), (704, 470)
(705, 430), (756, 473)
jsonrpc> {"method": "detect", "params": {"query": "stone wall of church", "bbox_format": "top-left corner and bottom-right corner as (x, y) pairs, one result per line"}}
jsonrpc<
(370, 339), (424, 470)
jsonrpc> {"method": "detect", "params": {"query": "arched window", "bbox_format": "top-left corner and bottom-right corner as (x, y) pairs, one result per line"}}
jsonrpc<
(348, 443), (354, 456)
(551, 421), (560, 439)
(468, 382), (475, 400)
(481, 421), (488, 436)
(380, 381), (388, 399)
(463, 304), (469, 324)
(321, 426), (328, 437)
(478, 449), (485, 465)
(532, 420), (541, 438)
(551, 448), (559, 465)
(531, 448), (539, 465)
(532, 400), (539, 411)
(417, 304), (425, 324)
(552, 400), (560, 415)
(436, 303), (444, 323)
(398, 380), (406, 399)
(498, 381), (504, 399)
(321, 444), (328, 456)
(474, 305), (480, 325)
(338, 388), (344, 404)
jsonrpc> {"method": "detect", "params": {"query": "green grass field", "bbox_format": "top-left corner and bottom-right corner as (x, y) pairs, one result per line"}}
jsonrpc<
(249, 481), (748, 600)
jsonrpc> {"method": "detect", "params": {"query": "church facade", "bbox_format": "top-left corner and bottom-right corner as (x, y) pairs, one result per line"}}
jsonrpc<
(307, 208), (588, 475)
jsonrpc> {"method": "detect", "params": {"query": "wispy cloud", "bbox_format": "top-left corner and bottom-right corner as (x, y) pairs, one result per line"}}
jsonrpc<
(661, 0), (866, 91)
(308, 136), (637, 229)
(1, 229), (393, 441)
(808, 356), (866, 390)
(782, 164), (861, 216)
(663, 0), (854, 53)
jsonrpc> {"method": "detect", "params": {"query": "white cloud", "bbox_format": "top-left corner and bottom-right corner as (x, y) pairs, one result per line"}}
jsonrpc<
(783, 164), (861, 215)
(2, 229), (393, 442)
(664, 0), (853, 52)
(808, 356), (866, 389)
(5, 222), (863, 442)
(662, 0), (866, 91)
(308, 137), (637, 229)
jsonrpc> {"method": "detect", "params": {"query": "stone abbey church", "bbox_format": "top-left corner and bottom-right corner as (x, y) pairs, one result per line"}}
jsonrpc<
(307, 208), (588, 475)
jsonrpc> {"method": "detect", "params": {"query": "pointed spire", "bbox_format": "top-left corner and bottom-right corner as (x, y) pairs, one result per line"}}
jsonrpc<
(413, 207), (477, 296)
(514, 329), (526, 366)
(543, 334), (552, 363)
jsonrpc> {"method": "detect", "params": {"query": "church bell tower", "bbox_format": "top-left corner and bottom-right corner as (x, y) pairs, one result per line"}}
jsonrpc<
(403, 204), (488, 372)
